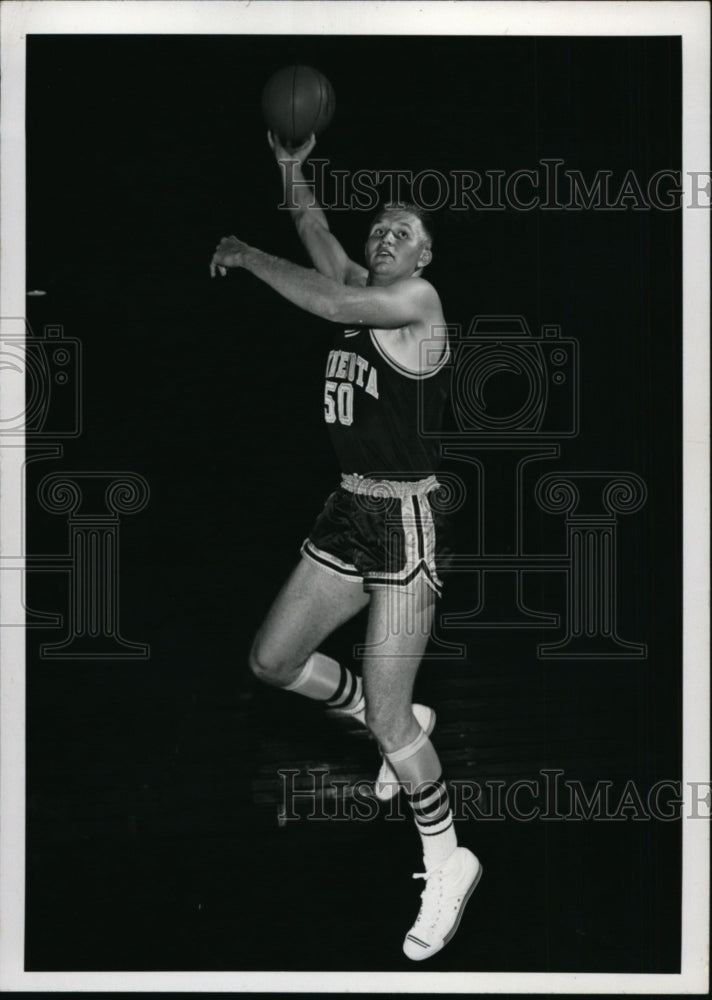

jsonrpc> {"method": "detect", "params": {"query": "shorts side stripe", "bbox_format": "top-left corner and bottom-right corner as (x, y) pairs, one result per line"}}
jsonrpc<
(418, 495), (442, 589)
(412, 495), (426, 561)
(366, 560), (443, 597)
(301, 540), (363, 581)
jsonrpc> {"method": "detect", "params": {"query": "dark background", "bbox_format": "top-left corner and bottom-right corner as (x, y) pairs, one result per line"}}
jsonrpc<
(24, 34), (681, 973)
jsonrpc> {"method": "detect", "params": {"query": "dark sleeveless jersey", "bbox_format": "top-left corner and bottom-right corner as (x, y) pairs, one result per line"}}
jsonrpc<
(323, 326), (451, 477)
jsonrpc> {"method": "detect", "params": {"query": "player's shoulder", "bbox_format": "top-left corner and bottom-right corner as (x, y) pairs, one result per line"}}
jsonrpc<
(396, 274), (439, 296)
(399, 275), (443, 312)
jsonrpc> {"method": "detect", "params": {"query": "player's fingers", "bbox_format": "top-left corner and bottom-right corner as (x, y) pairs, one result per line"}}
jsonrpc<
(218, 266), (227, 277)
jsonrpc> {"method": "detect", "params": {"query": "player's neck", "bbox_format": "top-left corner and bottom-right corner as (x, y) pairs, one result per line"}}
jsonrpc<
(367, 267), (423, 288)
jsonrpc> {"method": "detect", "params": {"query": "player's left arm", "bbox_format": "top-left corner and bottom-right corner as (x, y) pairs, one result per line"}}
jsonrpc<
(210, 236), (438, 329)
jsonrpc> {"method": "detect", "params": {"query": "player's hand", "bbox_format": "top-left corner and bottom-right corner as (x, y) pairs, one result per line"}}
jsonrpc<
(210, 235), (249, 278)
(267, 129), (316, 167)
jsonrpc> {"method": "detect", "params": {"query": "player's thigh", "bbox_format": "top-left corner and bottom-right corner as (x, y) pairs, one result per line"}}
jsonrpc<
(361, 582), (436, 718)
(251, 557), (370, 675)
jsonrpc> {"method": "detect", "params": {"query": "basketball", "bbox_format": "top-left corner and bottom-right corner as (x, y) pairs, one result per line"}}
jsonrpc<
(261, 65), (335, 147)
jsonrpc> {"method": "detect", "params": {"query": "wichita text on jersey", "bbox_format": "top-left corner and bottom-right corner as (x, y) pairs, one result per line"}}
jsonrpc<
(323, 326), (451, 477)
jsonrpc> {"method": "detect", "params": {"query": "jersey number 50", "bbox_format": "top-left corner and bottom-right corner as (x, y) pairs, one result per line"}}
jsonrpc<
(324, 380), (353, 426)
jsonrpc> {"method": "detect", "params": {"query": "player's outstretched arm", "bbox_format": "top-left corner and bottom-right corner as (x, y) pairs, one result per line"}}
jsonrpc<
(210, 236), (437, 330)
(269, 131), (366, 286)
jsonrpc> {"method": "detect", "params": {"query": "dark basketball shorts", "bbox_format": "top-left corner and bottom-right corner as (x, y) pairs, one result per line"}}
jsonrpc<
(301, 473), (453, 597)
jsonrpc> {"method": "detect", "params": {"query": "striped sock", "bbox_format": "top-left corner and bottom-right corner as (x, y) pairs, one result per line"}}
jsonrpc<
(324, 668), (366, 722)
(386, 729), (458, 870)
(407, 779), (457, 871)
(284, 652), (366, 724)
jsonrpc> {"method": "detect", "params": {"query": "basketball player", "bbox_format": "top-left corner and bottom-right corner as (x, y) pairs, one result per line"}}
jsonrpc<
(210, 132), (482, 961)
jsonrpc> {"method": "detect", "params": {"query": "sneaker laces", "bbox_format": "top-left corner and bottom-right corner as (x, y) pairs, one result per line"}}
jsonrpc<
(409, 851), (460, 931)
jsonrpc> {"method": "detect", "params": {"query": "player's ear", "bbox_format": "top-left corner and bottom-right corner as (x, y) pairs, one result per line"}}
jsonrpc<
(418, 247), (432, 268)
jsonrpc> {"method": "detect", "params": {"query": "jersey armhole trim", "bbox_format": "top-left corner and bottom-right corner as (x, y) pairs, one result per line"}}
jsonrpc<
(369, 329), (450, 381)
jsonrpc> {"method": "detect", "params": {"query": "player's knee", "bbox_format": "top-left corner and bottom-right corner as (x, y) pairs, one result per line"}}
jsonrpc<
(248, 636), (279, 684)
(248, 634), (299, 686)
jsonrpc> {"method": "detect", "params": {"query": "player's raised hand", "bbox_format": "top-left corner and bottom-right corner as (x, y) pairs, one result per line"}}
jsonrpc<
(268, 129), (316, 167)
(210, 235), (249, 278)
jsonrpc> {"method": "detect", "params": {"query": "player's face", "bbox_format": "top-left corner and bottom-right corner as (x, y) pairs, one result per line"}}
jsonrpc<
(364, 211), (432, 284)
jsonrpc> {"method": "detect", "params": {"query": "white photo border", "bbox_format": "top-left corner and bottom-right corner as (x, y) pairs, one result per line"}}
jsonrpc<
(1, 1), (709, 993)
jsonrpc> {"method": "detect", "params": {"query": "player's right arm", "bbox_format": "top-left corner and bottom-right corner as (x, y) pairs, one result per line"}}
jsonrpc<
(269, 131), (366, 286)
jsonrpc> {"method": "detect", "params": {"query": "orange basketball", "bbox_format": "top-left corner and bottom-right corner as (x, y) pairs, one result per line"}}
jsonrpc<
(261, 65), (335, 147)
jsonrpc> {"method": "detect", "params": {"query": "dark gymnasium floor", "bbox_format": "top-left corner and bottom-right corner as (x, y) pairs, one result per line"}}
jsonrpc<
(25, 565), (680, 974)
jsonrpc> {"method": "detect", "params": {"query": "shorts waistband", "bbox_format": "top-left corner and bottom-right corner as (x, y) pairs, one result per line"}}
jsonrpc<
(340, 473), (440, 499)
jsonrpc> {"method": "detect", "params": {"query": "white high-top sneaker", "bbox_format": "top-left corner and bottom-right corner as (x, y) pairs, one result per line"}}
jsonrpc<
(403, 847), (483, 961)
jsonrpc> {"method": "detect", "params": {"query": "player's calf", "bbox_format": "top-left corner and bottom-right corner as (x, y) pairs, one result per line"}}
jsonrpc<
(365, 702), (422, 753)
